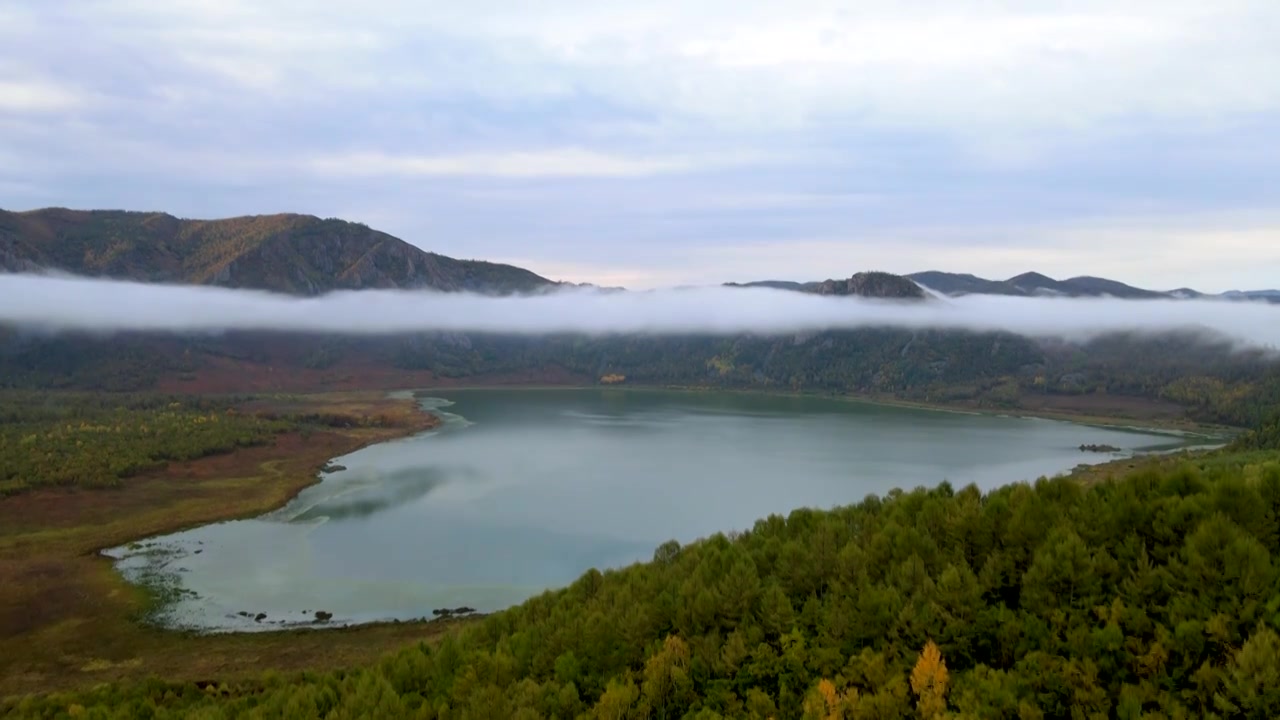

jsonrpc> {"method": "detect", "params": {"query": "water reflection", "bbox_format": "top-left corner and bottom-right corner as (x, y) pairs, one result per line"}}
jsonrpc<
(289, 467), (452, 522)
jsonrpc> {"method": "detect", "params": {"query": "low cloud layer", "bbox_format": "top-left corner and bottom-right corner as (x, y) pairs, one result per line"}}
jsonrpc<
(3, 274), (1279, 349)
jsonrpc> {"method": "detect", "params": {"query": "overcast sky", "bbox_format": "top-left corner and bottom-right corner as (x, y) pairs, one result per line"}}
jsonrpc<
(3, 1), (1279, 291)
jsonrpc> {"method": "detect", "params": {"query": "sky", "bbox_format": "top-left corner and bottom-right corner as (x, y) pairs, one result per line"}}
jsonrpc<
(2, 0), (1279, 291)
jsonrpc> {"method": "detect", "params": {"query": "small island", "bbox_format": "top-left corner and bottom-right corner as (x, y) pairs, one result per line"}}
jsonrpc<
(1079, 443), (1122, 453)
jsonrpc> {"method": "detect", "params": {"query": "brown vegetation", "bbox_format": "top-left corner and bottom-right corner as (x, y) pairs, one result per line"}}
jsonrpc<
(1013, 391), (1190, 425)
(0, 392), (459, 697)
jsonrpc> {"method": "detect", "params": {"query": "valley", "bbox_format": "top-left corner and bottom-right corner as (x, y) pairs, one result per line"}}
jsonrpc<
(3, 208), (1280, 717)
(8, 2), (1279, 712)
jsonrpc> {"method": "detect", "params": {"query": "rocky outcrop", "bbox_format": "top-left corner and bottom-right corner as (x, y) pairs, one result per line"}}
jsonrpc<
(727, 272), (928, 299)
(812, 272), (927, 299)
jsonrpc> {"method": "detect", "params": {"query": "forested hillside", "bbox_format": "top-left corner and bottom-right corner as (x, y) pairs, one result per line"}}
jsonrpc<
(7, 428), (1280, 718)
(4, 324), (1278, 428)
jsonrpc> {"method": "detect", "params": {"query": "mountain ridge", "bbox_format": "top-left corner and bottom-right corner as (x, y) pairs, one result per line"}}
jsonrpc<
(0, 207), (554, 296)
(905, 269), (1276, 301)
(733, 270), (1278, 303)
(5, 207), (1275, 302)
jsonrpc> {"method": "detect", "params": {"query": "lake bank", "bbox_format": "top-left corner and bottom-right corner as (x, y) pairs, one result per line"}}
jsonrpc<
(413, 382), (1233, 441)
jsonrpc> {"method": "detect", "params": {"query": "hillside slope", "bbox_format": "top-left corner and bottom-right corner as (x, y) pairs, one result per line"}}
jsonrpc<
(0, 208), (552, 295)
(905, 271), (1024, 297)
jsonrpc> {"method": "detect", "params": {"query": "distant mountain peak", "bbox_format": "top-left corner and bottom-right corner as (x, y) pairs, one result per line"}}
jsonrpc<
(1008, 271), (1057, 284)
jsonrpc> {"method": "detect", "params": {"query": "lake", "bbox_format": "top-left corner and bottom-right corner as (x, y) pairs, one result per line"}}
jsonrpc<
(109, 388), (1187, 631)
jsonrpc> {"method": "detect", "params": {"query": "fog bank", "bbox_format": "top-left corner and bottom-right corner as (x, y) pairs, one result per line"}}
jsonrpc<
(2, 274), (1278, 348)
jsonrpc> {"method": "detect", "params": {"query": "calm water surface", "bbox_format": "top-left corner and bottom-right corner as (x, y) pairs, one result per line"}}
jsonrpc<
(109, 389), (1185, 631)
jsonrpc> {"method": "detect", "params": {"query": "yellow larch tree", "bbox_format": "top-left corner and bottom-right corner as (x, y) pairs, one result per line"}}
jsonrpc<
(801, 678), (859, 720)
(910, 640), (950, 719)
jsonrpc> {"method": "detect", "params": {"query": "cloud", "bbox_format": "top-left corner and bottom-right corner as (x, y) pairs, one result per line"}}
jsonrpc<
(28, 0), (1280, 133)
(190, 2), (1280, 130)
(307, 149), (746, 179)
(3, 274), (1279, 350)
(0, 80), (84, 113)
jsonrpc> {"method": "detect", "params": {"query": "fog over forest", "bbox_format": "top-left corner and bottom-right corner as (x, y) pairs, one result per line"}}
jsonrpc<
(3, 273), (1279, 349)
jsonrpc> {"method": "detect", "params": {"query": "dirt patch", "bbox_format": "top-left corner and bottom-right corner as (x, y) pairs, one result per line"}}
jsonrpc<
(0, 392), (463, 698)
(1015, 393), (1189, 423)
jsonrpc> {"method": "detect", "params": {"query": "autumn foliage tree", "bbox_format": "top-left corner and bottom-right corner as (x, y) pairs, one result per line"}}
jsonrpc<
(910, 641), (949, 718)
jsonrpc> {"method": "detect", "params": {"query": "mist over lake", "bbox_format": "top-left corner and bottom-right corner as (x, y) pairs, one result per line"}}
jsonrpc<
(110, 389), (1186, 631)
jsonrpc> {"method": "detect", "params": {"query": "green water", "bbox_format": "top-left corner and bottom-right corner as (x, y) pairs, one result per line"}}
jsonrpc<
(109, 388), (1185, 631)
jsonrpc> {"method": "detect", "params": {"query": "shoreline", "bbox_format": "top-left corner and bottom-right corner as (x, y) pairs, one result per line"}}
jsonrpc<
(107, 398), (442, 548)
(124, 384), (1183, 637)
(106, 393), (447, 627)
(0, 391), (453, 698)
(409, 382), (1235, 441)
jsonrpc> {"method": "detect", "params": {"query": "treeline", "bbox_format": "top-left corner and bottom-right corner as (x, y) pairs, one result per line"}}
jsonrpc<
(384, 329), (1045, 398)
(2, 325), (1280, 425)
(1036, 333), (1280, 428)
(7, 440), (1280, 717)
(0, 330), (176, 391)
(0, 392), (290, 496)
(1230, 414), (1280, 452)
(4, 327), (1280, 427)
(384, 330), (1280, 426)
